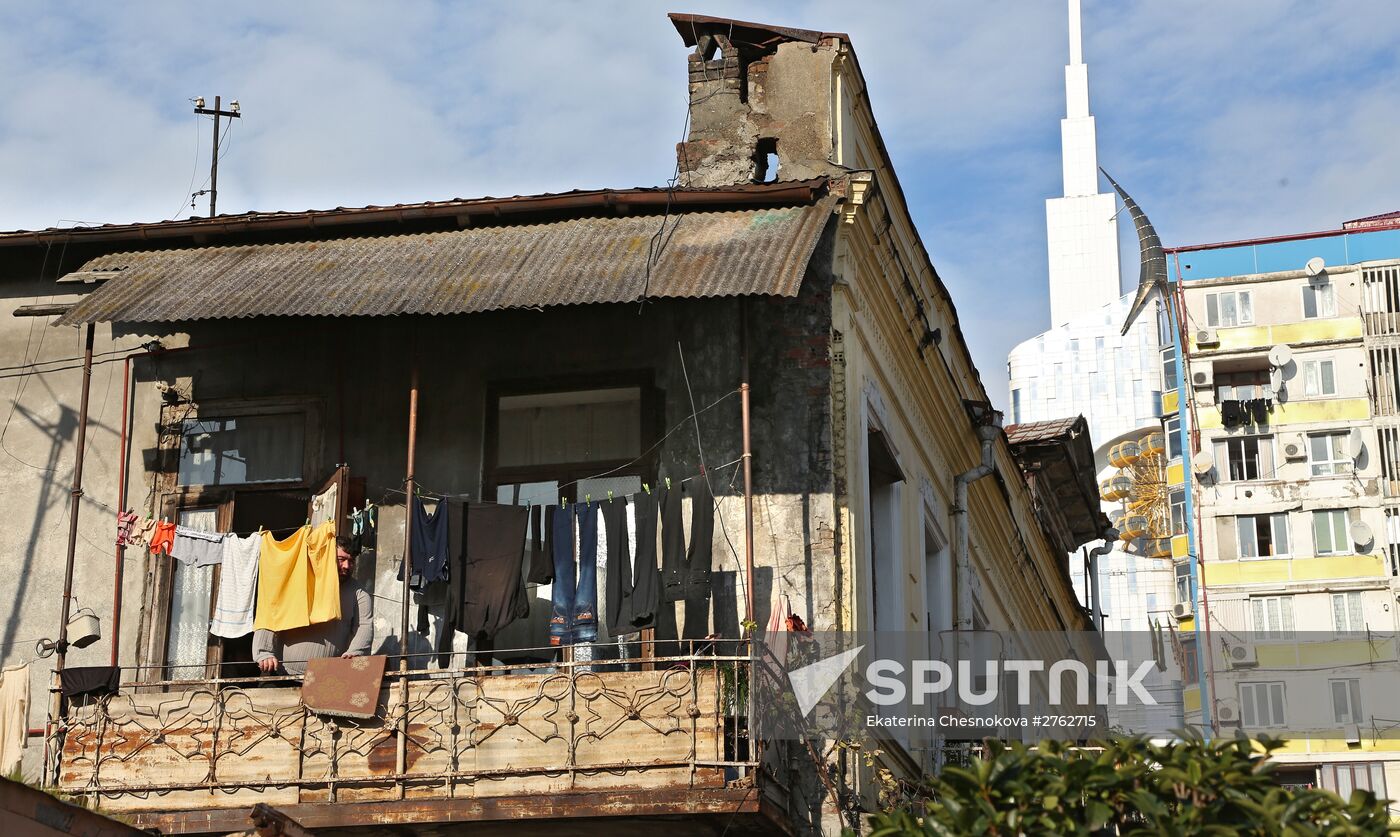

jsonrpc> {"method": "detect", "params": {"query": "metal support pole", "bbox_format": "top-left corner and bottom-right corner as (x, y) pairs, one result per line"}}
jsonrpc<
(209, 96), (221, 217)
(739, 300), (755, 627)
(57, 323), (96, 674)
(397, 349), (419, 793)
(110, 354), (132, 667)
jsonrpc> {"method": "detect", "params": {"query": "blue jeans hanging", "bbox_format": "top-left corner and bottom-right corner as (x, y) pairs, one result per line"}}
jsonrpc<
(549, 502), (599, 646)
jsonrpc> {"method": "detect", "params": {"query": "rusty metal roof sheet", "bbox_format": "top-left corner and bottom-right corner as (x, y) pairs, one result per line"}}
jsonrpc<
(1004, 417), (1085, 446)
(54, 198), (836, 325)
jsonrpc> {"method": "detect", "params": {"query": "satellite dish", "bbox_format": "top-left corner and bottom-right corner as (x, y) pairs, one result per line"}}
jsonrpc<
(1269, 366), (1284, 393)
(1192, 451), (1215, 476)
(1305, 257), (1326, 277)
(1350, 520), (1374, 548)
(1268, 344), (1293, 368)
(1349, 427), (1365, 460)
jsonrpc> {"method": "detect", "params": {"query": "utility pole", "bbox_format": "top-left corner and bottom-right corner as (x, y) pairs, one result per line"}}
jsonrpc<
(192, 95), (241, 217)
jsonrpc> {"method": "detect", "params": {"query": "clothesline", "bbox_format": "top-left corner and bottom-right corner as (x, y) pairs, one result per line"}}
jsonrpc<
(116, 458), (744, 541)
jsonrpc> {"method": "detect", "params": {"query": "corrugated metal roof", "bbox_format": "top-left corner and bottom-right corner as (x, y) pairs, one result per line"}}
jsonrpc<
(55, 199), (835, 325)
(1004, 416), (1085, 446)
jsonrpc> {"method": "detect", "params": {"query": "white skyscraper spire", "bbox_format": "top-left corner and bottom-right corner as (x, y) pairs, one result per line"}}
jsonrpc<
(1044, 0), (1119, 326)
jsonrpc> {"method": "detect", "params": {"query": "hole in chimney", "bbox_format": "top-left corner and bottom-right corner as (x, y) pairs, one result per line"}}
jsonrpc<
(754, 138), (780, 183)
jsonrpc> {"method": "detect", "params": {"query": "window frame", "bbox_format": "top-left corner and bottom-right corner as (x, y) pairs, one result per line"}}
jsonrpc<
(1239, 681), (1287, 728)
(1302, 280), (1337, 320)
(1308, 431), (1352, 476)
(1314, 509), (1353, 556)
(1206, 290), (1254, 328)
(1330, 677), (1363, 725)
(482, 371), (661, 503)
(1237, 512), (1291, 559)
(1250, 595), (1295, 640)
(1219, 435), (1272, 482)
(1301, 357), (1338, 397)
(174, 396), (322, 490)
(1331, 591), (1366, 635)
(1318, 762), (1387, 799)
(1163, 414), (1183, 461)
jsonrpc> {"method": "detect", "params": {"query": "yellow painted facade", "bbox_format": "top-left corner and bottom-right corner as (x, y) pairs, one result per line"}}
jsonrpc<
(1195, 397), (1371, 430)
(1191, 317), (1363, 352)
(1202, 554), (1388, 586)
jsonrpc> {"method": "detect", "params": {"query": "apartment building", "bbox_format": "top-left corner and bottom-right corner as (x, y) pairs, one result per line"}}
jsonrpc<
(1163, 213), (1400, 804)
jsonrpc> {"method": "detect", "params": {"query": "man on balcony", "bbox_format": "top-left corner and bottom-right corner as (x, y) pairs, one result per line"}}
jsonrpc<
(253, 536), (374, 676)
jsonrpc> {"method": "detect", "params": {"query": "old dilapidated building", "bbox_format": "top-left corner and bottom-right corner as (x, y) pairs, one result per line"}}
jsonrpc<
(0, 14), (1099, 834)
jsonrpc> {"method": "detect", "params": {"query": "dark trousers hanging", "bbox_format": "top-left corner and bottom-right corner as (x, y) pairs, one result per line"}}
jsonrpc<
(659, 484), (715, 641)
(605, 495), (661, 637)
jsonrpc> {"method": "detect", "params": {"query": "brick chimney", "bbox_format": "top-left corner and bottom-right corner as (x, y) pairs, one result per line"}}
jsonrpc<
(670, 14), (847, 188)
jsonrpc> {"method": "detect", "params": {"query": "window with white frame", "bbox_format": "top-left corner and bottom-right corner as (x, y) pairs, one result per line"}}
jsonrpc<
(1240, 681), (1286, 727)
(1319, 763), (1387, 799)
(1250, 595), (1295, 639)
(1206, 290), (1254, 328)
(1331, 591), (1365, 634)
(1161, 349), (1178, 390)
(1330, 678), (1363, 724)
(1170, 489), (1186, 535)
(1302, 358), (1337, 397)
(1214, 435), (1273, 481)
(1302, 281), (1337, 319)
(1313, 509), (1352, 556)
(1308, 432), (1352, 476)
(1175, 560), (1191, 605)
(1163, 414), (1182, 460)
(1215, 369), (1273, 402)
(1237, 513), (1290, 558)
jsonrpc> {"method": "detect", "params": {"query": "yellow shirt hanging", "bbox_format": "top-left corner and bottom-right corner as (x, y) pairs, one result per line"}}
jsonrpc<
(253, 521), (340, 631)
(306, 520), (341, 624)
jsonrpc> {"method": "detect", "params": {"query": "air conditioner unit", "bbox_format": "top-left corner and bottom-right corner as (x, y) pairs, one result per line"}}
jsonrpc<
(1217, 698), (1242, 725)
(1171, 602), (1192, 621)
(1345, 723), (1362, 745)
(1282, 435), (1308, 461)
(1227, 644), (1257, 668)
(1191, 367), (1214, 388)
(1196, 328), (1220, 347)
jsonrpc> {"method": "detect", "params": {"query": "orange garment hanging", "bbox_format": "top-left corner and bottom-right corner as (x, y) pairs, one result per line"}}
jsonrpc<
(306, 520), (341, 624)
(254, 526), (311, 631)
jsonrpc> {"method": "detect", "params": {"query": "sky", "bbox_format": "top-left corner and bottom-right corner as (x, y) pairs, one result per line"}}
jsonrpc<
(2, 1), (1399, 410)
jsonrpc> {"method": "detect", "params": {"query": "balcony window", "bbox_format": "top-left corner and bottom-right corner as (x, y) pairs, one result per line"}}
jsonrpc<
(1302, 281), (1337, 319)
(1330, 678), (1363, 724)
(1319, 763), (1387, 799)
(1250, 595), (1295, 639)
(1239, 681), (1287, 728)
(1215, 369), (1273, 402)
(1302, 358), (1337, 397)
(1163, 414), (1182, 460)
(1331, 591), (1365, 634)
(178, 413), (306, 486)
(1206, 290), (1253, 328)
(1169, 489), (1186, 535)
(1214, 435), (1273, 482)
(1313, 509), (1352, 556)
(1308, 432), (1351, 476)
(1237, 513), (1289, 559)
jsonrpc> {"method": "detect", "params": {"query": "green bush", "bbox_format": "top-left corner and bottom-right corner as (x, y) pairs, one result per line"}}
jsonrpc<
(862, 735), (1393, 836)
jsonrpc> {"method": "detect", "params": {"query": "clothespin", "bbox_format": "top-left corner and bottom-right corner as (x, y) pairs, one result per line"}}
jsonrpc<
(643, 483), (651, 495)
(607, 490), (614, 503)
(561, 497), (567, 509)
(257, 525), (263, 534)
(304, 517), (310, 526)
(665, 477), (672, 491)
(584, 493), (591, 505)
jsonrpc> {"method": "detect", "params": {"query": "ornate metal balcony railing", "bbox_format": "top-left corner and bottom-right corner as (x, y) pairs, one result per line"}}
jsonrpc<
(51, 641), (755, 815)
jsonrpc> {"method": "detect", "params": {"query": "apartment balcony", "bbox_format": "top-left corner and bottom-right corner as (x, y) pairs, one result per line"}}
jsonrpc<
(52, 644), (776, 834)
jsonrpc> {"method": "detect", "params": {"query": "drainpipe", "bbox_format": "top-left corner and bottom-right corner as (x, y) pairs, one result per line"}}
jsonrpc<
(1087, 534), (1118, 633)
(953, 425), (998, 631)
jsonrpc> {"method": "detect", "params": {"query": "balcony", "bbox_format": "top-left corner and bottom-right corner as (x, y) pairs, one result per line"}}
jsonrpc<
(52, 643), (767, 833)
